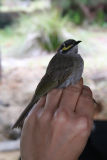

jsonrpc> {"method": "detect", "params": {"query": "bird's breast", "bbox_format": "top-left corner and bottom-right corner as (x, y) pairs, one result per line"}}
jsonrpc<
(59, 55), (84, 88)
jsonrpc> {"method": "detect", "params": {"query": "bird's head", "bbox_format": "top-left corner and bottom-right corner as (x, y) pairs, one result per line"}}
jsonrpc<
(57, 39), (81, 55)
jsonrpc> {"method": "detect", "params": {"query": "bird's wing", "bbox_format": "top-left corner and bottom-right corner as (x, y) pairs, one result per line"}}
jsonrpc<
(13, 54), (74, 128)
(12, 74), (58, 128)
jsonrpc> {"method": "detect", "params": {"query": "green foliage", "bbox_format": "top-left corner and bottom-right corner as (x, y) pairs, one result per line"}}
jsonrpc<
(0, 10), (68, 55)
(73, 12), (82, 25)
(53, 0), (71, 11)
(67, 10), (83, 25)
(36, 11), (67, 52)
(53, 0), (107, 25)
(74, 0), (107, 6)
(96, 9), (105, 26)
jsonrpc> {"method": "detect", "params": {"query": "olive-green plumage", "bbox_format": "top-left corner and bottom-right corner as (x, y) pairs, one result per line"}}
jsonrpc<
(12, 39), (84, 128)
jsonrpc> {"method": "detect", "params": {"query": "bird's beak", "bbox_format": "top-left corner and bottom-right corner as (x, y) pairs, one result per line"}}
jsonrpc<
(75, 41), (82, 45)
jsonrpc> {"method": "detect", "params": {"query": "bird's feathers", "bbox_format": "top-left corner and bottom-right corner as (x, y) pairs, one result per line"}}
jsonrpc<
(13, 53), (80, 128)
(12, 74), (58, 128)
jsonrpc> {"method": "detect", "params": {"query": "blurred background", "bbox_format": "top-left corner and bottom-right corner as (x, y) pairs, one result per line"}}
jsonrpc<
(0, 0), (107, 159)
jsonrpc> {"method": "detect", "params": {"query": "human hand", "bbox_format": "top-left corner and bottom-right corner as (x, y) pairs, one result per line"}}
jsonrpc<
(20, 79), (94, 160)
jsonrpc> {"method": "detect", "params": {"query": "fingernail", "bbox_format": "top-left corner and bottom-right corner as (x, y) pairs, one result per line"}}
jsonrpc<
(83, 86), (92, 96)
(82, 87), (92, 97)
(79, 78), (83, 85)
(83, 85), (90, 90)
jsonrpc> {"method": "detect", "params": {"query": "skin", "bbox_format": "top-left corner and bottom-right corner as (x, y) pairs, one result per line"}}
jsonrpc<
(20, 78), (95, 160)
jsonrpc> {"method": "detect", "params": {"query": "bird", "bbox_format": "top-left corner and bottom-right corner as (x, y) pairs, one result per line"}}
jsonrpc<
(12, 39), (84, 128)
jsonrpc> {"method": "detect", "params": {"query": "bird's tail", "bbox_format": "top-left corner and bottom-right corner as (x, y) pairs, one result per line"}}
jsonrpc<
(12, 97), (38, 129)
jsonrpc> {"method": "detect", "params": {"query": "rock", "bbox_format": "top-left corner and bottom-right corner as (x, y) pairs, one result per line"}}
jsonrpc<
(4, 124), (21, 140)
(0, 100), (10, 107)
(0, 139), (20, 152)
(0, 12), (19, 28)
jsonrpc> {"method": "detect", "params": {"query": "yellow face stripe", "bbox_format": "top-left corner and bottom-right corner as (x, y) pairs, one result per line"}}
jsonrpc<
(62, 44), (72, 51)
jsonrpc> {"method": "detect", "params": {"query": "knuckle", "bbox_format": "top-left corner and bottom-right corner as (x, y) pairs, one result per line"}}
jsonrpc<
(39, 111), (51, 122)
(55, 110), (70, 124)
(76, 115), (93, 135)
(52, 111), (71, 129)
(26, 107), (40, 122)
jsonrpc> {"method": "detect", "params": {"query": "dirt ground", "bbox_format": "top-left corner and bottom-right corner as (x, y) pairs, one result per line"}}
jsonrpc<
(0, 151), (20, 160)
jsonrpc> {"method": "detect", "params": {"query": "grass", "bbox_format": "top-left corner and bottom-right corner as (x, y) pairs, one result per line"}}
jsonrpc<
(0, 10), (68, 56)
(0, 0), (52, 56)
(0, 25), (26, 56)
(35, 10), (68, 52)
(0, 13), (35, 56)
(0, 7), (107, 61)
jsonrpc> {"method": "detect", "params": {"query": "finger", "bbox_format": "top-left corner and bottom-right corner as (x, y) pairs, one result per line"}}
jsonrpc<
(43, 89), (63, 114)
(28, 96), (46, 116)
(58, 78), (83, 114)
(76, 86), (95, 119)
